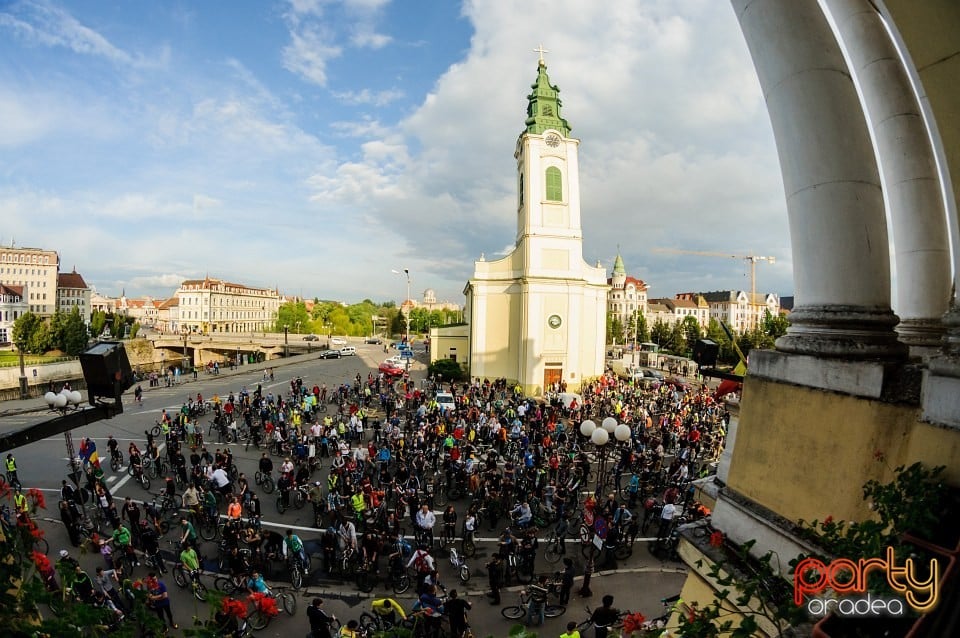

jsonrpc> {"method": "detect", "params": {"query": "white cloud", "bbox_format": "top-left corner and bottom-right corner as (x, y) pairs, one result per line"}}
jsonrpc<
(0, 0), (165, 68)
(331, 88), (403, 106)
(350, 29), (391, 49)
(282, 26), (342, 87)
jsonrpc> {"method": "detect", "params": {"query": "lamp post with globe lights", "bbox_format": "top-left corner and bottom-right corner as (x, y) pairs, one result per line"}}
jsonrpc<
(44, 388), (85, 488)
(581, 416), (631, 497)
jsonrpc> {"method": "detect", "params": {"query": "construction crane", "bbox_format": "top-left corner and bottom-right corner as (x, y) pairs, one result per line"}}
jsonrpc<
(653, 248), (776, 330)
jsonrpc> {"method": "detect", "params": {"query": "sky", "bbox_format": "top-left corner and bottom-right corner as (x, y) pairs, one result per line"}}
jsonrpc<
(0, 0), (794, 306)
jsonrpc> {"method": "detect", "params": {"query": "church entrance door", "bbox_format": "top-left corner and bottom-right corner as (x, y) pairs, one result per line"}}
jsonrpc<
(544, 367), (562, 392)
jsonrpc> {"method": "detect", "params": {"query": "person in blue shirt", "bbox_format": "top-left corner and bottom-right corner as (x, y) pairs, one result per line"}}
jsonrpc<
(247, 570), (270, 594)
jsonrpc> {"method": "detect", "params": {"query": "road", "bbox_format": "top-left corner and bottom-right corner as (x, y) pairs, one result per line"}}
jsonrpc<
(0, 343), (688, 637)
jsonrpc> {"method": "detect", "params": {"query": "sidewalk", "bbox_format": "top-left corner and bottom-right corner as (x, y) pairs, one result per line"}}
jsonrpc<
(0, 349), (327, 418)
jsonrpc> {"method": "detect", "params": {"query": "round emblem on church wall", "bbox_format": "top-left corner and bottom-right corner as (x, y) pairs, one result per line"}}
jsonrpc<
(548, 314), (562, 329)
(545, 133), (561, 147)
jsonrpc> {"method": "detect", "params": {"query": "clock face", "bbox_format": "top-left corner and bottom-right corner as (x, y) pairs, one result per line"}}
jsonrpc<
(548, 314), (562, 329)
(545, 134), (561, 148)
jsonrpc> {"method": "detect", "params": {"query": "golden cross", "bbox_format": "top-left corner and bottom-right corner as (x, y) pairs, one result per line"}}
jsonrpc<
(533, 43), (549, 65)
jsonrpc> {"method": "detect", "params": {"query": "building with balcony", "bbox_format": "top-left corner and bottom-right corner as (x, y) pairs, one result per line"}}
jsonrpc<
(0, 246), (59, 317)
(699, 289), (780, 333)
(606, 253), (649, 340)
(176, 277), (282, 334)
(646, 294), (710, 328)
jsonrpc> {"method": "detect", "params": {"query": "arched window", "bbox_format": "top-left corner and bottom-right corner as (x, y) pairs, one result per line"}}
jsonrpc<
(545, 166), (562, 201)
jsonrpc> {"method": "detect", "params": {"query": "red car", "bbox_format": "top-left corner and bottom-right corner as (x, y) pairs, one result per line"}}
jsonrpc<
(379, 362), (404, 377)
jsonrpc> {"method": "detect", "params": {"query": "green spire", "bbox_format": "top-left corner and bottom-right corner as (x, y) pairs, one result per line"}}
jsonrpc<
(613, 253), (626, 276)
(524, 60), (572, 137)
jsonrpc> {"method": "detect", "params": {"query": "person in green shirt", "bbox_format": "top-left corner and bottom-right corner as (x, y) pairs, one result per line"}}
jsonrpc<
(560, 621), (581, 638)
(180, 544), (200, 573)
(180, 517), (198, 548)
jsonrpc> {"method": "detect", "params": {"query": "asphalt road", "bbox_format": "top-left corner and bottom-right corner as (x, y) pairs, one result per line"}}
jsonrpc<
(0, 343), (688, 637)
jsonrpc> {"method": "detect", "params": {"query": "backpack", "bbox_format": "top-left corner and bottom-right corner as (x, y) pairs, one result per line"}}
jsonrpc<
(414, 551), (430, 573)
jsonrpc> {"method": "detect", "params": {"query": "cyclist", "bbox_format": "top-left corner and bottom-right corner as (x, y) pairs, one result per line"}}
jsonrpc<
(307, 597), (337, 638)
(179, 542), (200, 581)
(179, 516), (199, 549)
(370, 597), (406, 628)
(134, 384), (143, 405)
(5, 453), (20, 488)
(284, 529), (308, 568)
(307, 481), (325, 525)
(13, 486), (29, 516)
(106, 436), (121, 466)
(338, 619), (361, 638)
(414, 504), (436, 548)
(258, 453), (273, 480)
(111, 523), (137, 567)
(442, 505), (457, 544)
(246, 570), (270, 595)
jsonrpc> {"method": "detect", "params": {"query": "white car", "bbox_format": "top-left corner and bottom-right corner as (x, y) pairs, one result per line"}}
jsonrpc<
(339, 346), (356, 356)
(436, 392), (456, 412)
(331, 337), (347, 346)
(384, 356), (404, 365)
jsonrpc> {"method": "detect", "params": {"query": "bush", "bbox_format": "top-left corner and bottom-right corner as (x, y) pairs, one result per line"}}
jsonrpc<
(428, 358), (467, 382)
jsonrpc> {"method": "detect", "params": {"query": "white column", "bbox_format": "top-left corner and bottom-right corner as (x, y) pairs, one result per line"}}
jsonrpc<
(826, 0), (951, 353)
(732, 0), (905, 359)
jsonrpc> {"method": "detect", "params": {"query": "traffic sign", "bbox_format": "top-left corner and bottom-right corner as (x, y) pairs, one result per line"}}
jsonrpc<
(401, 349), (414, 359)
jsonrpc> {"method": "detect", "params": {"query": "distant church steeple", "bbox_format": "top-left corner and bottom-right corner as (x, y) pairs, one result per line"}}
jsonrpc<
(612, 253), (627, 289)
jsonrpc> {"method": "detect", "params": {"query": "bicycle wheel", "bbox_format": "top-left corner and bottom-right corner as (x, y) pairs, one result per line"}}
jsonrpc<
(278, 590), (297, 615)
(138, 475), (151, 491)
(290, 565), (303, 590)
(359, 612), (379, 635)
(193, 579), (208, 602)
(392, 572), (410, 594)
(214, 576), (237, 594)
(173, 566), (188, 588)
(34, 537), (49, 555)
(544, 539), (564, 564)
(158, 519), (170, 535)
(171, 494), (184, 509)
(293, 491), (306, 510)
(614, 543), (633, 560)
(461, 538), (476, 559)
(545, 604), (566, 618)
(200, 518), (219, 541)
(261, 476), (275, 494)
(275, 497), (287, 515)
(501, 605), (525, 620)
(459, 564), (470, 583)
(150, 425), (161, 438)
(248, 610), (268, 631)
(110, 456), (121, 472)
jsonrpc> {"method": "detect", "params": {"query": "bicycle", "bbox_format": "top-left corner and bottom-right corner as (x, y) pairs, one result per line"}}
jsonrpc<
(543, 529), (567, 563)
(501, 588), (567, 620)
(575, 605), (630, 634)
(275, 486), (306, 514)
(169, 543), (209, 602)
(109, 449), (125, 472)
(246, 588), (297, 630)
(448, 548), (470, 583)
(254, 470), (275, 494)
(287, 554), (307, 590)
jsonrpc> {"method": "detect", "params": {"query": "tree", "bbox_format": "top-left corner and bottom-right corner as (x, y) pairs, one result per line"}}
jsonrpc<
(48, 310), (67, 351)
(62, 308), (89, 355)
(606, 314), (625, 344)
(650, 319), (671, 350)
(682, 315), (702, 351)
(27, 321), (53, 354)
(110, 313), (125, 338)
(11, 312), (41, 352)
(89, 310), (107, 338)
(428, 358), (467, 382)
(275, 301), (310, 333)
(669, 321), (687, 354)
(634, 310), (650, 343)
(762, 309), (789, 340)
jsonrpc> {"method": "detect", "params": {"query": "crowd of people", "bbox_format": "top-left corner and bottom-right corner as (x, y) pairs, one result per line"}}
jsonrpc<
(11, 351), (729, 637)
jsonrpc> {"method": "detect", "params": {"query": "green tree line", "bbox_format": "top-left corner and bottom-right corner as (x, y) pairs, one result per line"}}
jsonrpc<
(607, 309), (790, 366)
(274, 299), (462, 337)
(12, 309), (139, 356)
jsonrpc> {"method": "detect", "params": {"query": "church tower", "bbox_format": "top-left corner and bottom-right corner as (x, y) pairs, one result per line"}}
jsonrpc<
(463, 54), (608, 394)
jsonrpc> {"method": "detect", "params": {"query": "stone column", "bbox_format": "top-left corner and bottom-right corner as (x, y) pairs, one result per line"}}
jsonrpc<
(825, 0), (951, 354)
(732, 0), (906, 360)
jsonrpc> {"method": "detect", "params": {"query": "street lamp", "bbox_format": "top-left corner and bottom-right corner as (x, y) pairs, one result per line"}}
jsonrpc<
(283, 324), (289, 358)
(181, 328), (189, 375)
(391, 268), (411, 345)
(581, 417), (632, 496)
(295, 320), (301, 335)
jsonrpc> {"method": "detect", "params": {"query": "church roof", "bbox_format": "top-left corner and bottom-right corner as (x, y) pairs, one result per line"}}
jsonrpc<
(523, 60), (572, 137)
(612, 253), (626, 276)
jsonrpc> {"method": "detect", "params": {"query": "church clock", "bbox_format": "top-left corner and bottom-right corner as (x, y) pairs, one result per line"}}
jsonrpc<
(545, 133), (561, 148)
(548, 314), (562, 329)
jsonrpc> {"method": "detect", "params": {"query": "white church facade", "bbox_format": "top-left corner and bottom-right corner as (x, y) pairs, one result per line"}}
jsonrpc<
(462, 58), (608, 395)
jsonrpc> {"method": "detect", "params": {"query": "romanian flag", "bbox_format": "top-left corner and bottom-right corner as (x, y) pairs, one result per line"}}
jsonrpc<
(714, 360), (747, 401)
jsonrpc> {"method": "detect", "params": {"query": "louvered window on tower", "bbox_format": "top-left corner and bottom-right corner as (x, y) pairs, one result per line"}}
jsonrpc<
(545, 166), (562, 201)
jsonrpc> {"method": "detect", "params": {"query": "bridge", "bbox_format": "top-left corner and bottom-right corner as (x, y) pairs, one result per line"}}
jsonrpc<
(149, 333), (326, 368)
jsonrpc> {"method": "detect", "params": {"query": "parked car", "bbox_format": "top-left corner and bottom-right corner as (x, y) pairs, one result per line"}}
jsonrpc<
(339, 346), (356, 356)
(379, 362), (404, 377)
(319, 349), (342, 359)
(331, 337), (347, 346)
(436, 392), (456, 413)
(302, 334), (320, 341)
(384, 355), (404, 365)
(364, 336), (383, 344)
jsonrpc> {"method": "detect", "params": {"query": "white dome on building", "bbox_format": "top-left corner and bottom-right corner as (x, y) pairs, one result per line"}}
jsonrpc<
(423, 288), (437, 304)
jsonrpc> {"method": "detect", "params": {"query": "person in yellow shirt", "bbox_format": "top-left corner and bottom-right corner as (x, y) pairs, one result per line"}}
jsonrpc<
(560, 620), (581, 638)
(370, 597), (406, 628)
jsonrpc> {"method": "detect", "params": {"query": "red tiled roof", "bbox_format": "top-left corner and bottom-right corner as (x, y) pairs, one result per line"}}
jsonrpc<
(57, 271), (88, 289)
(1, 284), (24, 297)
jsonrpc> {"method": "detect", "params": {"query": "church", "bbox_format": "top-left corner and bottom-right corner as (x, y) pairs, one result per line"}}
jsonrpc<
(461, 55), (608, 395)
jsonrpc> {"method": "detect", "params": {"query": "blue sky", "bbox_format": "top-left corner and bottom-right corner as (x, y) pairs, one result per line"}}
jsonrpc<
(0, 0), (793, 305)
